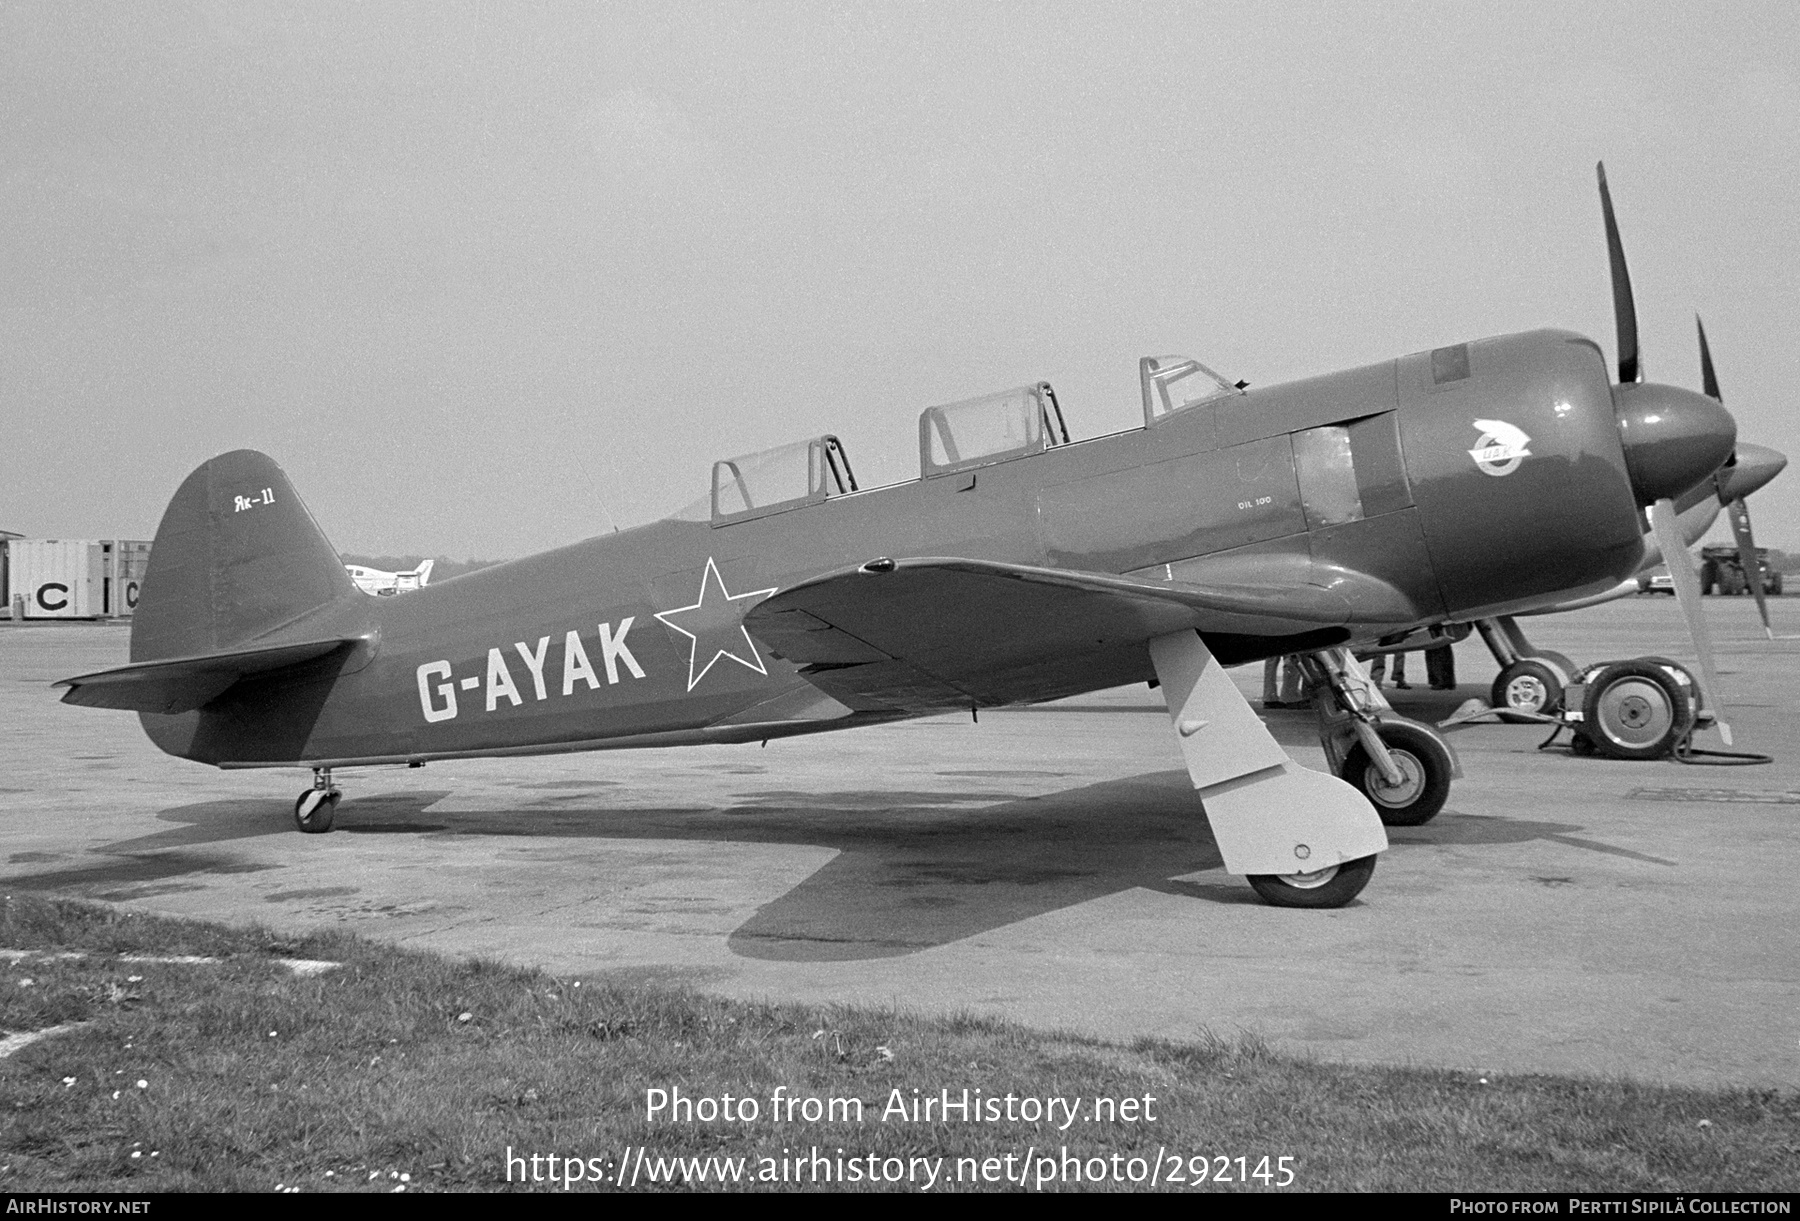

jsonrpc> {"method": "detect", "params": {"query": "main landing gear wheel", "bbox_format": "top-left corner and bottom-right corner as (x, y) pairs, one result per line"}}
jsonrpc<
(1490, 658), (1565, 722)
(1339, 720), (1453, 826)
(1579, 660), (1691, 760)
(1247, 855), (1377, 909)
(294, 788), (339, 833)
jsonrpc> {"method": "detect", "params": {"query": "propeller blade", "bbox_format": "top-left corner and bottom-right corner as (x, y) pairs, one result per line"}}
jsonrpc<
(1649, 498), (1731, 745)
(1692, 313), (1771, 636)
(1598, 161), (1641, 384)
(1724, 495), (1774, 637)
(1697, 314), (1720, 401)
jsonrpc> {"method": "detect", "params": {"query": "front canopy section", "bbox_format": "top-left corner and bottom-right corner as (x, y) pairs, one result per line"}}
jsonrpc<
(697, 435), (858, 525)
(1139, 355), (1244, 426)
(918, 382), (1069, 478)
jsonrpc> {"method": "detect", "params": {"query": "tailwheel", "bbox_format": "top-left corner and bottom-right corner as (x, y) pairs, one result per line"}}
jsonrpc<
(294, 773), (339, 834)
(1339, 720), (1453, 826)
(1490, 658), (1566, 722)
(1248, 855), (1377, 908)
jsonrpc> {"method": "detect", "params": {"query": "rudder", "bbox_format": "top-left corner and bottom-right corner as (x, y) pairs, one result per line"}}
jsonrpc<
(130, 451), (358, 663)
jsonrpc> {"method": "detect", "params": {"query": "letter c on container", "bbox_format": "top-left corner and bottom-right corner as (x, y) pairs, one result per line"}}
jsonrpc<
(36, 583), (68, 611)
(417, 661), (458, 722)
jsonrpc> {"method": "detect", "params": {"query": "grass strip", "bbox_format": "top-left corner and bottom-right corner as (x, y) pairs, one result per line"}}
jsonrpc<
(0, 894), (1794, 1193)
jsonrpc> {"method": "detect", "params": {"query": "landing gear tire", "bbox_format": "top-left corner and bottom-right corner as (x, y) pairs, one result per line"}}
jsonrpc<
(1339, 720), (1453, 827)
(1248, 854), (1377, 909)
(1579, 660), (1691, 760)
(294, 789), (339, 834)
(1490, 658), (1565, 723)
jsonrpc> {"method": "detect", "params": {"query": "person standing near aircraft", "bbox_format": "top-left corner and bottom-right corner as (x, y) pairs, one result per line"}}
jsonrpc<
(1369, 651), (1410, 690)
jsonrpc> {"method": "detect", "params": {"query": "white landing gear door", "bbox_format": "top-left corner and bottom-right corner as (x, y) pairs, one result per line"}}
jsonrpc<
(1149, 630), (1388, 876)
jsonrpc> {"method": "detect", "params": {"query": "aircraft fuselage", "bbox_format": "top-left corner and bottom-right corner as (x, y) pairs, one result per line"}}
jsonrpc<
(140, 327), (1650, 768)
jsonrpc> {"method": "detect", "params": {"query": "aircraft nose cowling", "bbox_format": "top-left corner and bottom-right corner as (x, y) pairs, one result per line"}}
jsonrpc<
(1613, 382), (1737, 505)
(1717, 441), (1788, 502)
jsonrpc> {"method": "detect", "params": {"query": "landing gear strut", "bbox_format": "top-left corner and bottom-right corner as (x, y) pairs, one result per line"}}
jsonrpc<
(294, 768), (339, 833)
(1297, 648), (1458, 827)
(1148, 632), (1388, 909)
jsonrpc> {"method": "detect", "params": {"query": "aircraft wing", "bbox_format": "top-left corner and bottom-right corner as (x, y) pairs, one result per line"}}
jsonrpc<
(744, 557), (1364, 712)
(56, 638), (359, 714)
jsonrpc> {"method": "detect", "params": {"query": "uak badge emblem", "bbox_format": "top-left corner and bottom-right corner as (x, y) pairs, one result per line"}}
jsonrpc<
(1468, 419), (1532, 477)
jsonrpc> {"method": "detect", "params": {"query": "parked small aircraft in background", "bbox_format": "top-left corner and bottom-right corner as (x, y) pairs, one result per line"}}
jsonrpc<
(344, 559), (434, 597)
(57, 165), (1768, 910)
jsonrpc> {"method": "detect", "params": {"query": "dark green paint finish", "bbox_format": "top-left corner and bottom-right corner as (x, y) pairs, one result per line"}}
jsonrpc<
(1397, 330), (1643, 615)
(116, 325), (1658, 769)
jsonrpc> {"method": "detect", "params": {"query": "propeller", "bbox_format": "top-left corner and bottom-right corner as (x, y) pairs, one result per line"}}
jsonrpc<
(1647, 499), (1731, 745)
(1596, 163), (1739, 744)
(1698, 315), (1777, 638)
(1598, 163), (1641, 385)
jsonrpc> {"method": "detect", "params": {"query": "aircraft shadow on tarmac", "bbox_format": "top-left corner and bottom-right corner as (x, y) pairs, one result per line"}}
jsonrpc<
(3, 767), (1675, 962)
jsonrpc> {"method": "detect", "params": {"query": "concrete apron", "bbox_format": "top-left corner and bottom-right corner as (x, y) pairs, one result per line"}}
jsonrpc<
(3, 596), (1798, 1090)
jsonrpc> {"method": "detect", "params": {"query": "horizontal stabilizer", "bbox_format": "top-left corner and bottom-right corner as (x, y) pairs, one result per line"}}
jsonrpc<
(56, 638), (356, 714)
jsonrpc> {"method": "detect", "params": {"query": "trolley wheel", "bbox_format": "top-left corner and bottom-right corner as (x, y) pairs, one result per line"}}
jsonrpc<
(1339, 720), (1454, 827)
(1635, 656), (1703, 716)
(1579, 660), (1692, 760)
(1247, 855), (1377, 909)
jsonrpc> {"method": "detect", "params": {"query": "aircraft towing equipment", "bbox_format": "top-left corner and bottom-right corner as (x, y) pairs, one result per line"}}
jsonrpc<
(1441, 656), (1771, 765)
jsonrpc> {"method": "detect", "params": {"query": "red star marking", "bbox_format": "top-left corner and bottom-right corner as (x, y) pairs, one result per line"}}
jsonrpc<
(653, 558), (779, 692)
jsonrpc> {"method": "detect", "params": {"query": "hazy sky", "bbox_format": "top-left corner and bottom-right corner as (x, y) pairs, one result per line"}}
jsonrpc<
(4, 1), (1797, 559)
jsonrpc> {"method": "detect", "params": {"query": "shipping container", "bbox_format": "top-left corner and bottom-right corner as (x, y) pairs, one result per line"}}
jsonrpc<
(1, 539), (154, 619)
(110, 539), (152, 618)
(10, 540), (103, 618)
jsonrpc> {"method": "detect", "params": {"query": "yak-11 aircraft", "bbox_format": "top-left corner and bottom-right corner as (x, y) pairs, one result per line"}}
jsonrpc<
(57, 165), (1753, 909)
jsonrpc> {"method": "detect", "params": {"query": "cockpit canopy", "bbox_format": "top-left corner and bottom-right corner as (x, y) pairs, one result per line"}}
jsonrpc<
(1139, 355), (1243, 426)
(918, 382), (1068, 478)
(695, 435), (858, 524)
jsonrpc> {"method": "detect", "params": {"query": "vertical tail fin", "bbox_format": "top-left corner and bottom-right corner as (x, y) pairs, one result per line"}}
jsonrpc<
(130, 450), (358, 663)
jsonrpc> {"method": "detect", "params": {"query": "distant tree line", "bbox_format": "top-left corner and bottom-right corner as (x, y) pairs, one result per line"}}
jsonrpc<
(339, 555), (500, 583)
